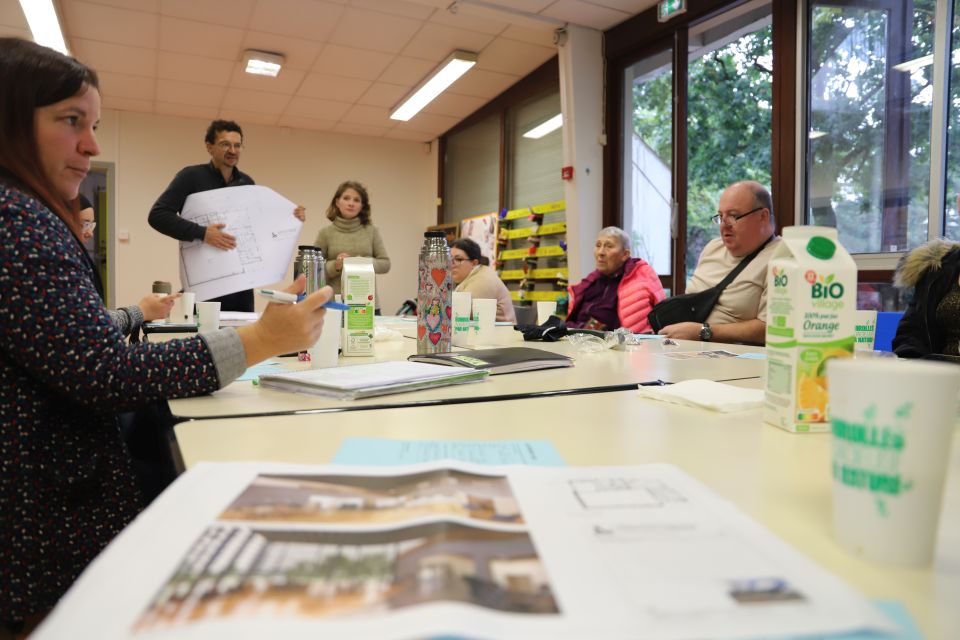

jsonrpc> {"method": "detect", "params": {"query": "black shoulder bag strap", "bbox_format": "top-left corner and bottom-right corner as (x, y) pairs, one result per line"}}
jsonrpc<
(712, 234), (775, 294)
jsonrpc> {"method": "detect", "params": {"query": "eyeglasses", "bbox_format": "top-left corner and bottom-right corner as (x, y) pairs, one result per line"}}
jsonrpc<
(215, 141), (243, 151)
(711, 206), (764, 226)
(81, 220), (96, 232)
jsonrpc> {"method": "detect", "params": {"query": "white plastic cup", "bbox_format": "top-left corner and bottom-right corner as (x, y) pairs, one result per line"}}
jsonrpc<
(537, 300), (557, 325)
(196, 301), (221, 333)
(854, 309), (878, 351)
(828, 358), (960, 566)
(179, 292), (196, 323)
(471, 298), (496, 346)
(309, 308), (342, 369)
(452, 291), (473, 348)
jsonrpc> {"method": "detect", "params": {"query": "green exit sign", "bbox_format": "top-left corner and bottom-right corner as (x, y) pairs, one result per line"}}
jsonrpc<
(658, 0), (687, 22)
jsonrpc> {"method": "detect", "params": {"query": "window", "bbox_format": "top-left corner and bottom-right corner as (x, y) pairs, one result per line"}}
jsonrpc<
(506, 90), (564, 209)
(623, 47), (673, 277)
(805, 2), (935, 253)
(443, 114), (500, 224)
(945, 0), (960, 240)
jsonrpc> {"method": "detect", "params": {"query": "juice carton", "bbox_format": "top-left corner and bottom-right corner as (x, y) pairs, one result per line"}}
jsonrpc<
(764, 226), (857, 433)
(341, 257), (375, 356)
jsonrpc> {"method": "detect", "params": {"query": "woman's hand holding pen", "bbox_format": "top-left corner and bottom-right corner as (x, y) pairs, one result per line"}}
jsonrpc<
(236, 275), (333, 366)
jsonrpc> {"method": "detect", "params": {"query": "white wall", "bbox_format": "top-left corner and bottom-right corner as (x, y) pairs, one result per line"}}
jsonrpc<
(94, 109), (437, 314)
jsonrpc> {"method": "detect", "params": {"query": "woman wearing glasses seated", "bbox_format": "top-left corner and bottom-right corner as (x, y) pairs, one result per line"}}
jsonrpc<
(77, 195), (177, 335)
(451, 238), (516, 323)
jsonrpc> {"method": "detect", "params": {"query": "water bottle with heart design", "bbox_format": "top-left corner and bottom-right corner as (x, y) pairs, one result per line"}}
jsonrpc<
(417, 230), (452, 354)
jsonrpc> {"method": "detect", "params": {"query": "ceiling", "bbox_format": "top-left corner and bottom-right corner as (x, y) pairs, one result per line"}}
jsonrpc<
(0, 0), (657, 142)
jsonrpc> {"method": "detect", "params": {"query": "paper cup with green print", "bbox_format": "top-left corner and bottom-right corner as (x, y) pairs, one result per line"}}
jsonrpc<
(828, 358), (960, 566)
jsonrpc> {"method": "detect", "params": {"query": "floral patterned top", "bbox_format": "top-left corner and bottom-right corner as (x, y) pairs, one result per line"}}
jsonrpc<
(0, 181), (241, 622)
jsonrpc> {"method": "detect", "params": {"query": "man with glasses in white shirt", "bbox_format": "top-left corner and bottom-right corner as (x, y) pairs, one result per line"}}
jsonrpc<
(658, 180), (779, 345)
(148, 119), (306, 312)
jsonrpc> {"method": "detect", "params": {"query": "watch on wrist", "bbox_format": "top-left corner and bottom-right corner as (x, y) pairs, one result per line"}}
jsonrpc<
(699, 322), (713, 341)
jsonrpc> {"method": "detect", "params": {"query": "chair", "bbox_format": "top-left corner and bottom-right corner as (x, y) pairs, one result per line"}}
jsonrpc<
(873, 311), (904, 352)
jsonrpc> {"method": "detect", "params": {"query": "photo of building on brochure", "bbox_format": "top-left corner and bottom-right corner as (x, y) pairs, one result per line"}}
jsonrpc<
(218, 469), (523, 525)
(134, 521), (560, 632)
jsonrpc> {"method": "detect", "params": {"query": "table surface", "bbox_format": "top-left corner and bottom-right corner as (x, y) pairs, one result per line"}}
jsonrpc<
(168, 330), (765, 419)
(172, 387), (960, 639)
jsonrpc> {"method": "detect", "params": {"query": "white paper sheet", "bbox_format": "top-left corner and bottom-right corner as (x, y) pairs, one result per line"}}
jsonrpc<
(178, 185), (302, 301)
(33, 462), (897, 640)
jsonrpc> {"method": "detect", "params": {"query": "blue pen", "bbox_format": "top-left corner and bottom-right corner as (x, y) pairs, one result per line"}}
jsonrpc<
(257, 289), (349, 311)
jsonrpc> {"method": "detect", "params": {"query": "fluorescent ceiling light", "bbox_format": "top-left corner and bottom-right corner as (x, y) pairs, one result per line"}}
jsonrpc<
(808, 130), (827, 140)
(391, 50), (478, 121)
(18, 0), (68, 54)
(523, 114), (563, 139)
(243, 49), (285, 77)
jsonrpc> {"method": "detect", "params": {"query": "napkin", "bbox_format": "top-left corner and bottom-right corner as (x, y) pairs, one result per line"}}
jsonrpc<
(637, 379), (764, 412)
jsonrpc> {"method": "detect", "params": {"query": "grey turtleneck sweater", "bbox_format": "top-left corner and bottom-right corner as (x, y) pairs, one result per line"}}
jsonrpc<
(314, 216), (391, 295)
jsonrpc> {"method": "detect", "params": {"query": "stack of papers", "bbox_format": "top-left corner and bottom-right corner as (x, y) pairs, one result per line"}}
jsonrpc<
(257, 361), (489, 399)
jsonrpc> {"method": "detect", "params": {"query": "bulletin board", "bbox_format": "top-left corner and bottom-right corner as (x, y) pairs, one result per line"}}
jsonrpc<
(459, 212), (498, 265)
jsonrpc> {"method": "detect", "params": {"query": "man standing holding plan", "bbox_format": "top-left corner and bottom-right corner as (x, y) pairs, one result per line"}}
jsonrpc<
(149, 119), (306, 312)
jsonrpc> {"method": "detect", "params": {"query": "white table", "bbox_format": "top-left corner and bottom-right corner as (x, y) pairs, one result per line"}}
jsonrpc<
(168, 335), (765, 419)
(166, 389), (959, 638)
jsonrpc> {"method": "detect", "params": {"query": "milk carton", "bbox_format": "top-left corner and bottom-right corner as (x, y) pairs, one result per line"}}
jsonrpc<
(341, 257), (375, 356)
(764, 226), (857, 433)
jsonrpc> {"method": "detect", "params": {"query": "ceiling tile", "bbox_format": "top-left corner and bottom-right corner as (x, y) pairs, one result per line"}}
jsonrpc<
(348, 0), (435, 20)
(155, 102), (218, 119)
(447, 68), (518, 99)
(242, 31), (324, 71)
(159, 0), (256, 29)
(312, 44), (394, 80)
(498, 0), (554, 11)
(248, 0), (343, 42)
(276, 115), (338, 131)
(379, 56), (436, 86)
(383, 127), (435, 142)
(0, 2), (26, 28)
(157, 51), (234, 85)
(422, 92), (486, 118)
(341, 104), (391, 126)
(587, 0), (659, 13)
(500, 25), (557, 47)
(357, 82), (409, 108)
(297, 74), (371, 102)
(0, 26), (31, 39)
(71, 39), (157, 77)
(218, 108), (280, 126)
(284, 96), (352, 120)
(475, 38), (555, 75)
(221, 88), (291, 115)
(97, 71), (156, 100)
(61, 1), (159, 48)
(428, 6), (508, 35)
(401, 22), (494, 62)
(156, 79), (226, 107)
(159, 16), (245, 60)
(332, 122), (391, 137)
(327, 7), (423, 54)
(230, 65), (306, 94)
(102, 96), (155, 113)
(72, 0), (159, 11)
(541, 0), (631, 30)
